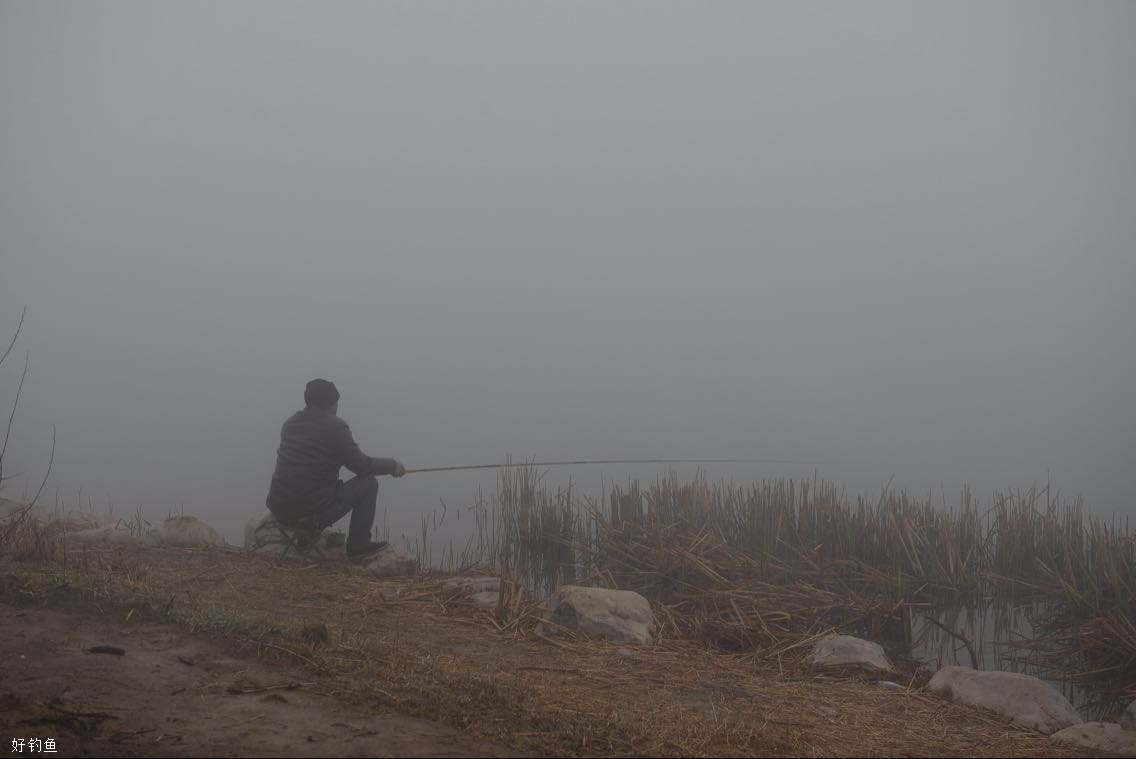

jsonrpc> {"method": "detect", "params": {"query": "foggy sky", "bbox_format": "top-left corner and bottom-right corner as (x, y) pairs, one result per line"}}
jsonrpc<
(1, 1), (1133, 543)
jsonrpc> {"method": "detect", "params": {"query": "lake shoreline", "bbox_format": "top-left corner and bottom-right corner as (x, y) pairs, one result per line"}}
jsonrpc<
(0, 538), (1092, 758)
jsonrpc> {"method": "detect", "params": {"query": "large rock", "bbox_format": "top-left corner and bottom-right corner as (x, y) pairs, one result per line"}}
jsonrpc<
(1051, 722), (1136, 756)
(1121, 701), (1136, 731)
(541, 585), (657, 645)
(927, 666), (1080, 734)
(364, 547), (417, 578)
(146, 516), (225, 548)
(811, 635), (894, 675)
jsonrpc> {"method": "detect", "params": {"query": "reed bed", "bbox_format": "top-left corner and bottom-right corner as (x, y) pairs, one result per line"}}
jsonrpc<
(460, 466), (1135, 705)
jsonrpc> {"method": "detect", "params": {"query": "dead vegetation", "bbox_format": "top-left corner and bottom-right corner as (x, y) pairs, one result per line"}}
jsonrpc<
(452, 467), (1135, 710)
(0, 525), (1081, 757)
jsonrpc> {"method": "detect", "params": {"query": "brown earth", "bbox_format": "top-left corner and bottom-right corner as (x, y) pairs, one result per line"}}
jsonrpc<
(0, 602), (513, 757)
(0, 539), (1094, 757)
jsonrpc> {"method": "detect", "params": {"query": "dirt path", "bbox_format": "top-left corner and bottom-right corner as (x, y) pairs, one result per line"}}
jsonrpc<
(0, 602), (512, 758)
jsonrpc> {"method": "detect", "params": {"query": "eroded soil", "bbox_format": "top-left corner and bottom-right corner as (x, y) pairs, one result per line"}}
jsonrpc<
(0, 602), (512, 757)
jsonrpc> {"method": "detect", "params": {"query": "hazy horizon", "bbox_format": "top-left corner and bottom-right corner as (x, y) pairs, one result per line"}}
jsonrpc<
(2, 1), (1133, 545)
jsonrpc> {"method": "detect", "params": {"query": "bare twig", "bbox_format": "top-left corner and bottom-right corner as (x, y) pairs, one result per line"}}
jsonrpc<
(0, 350), (29, 483)
(922, 614), (980, 670)
(27, 424), (56, 509)
(0, 306), (26, 369)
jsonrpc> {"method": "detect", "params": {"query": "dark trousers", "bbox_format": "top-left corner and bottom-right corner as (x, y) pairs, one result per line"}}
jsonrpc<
(309, 475), (378, 549)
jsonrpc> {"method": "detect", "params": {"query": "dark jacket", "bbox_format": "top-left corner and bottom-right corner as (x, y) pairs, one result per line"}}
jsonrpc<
(266, 406), (397, 523)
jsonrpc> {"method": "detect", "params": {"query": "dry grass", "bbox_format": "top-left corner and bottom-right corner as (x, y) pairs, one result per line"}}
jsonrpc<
(0, 534), (1084, 757)
(452, 468), (1135, 704)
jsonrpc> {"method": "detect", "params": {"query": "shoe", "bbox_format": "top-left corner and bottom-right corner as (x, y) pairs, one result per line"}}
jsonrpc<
(346, 540), (389, 560)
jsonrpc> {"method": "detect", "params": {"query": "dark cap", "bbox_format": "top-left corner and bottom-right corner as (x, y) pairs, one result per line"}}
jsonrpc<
(304, 378), (340, 408)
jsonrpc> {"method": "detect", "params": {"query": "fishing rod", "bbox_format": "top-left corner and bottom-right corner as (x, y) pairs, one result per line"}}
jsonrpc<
(404, 457), (811, 475)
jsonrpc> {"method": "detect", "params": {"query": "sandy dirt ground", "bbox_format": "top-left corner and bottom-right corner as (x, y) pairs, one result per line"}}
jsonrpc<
(0, 602), (512, 758)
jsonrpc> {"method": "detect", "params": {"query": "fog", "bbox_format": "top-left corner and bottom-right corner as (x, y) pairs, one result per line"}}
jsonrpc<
(1, 1), (1133, 545)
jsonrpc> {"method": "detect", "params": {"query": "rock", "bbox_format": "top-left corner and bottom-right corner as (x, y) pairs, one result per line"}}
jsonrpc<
(927, 666), (1080, 735)
(68, 524), (144, 545)
(877, 681), (903, 690)
(469, 590), (500, 610)
(1051, 722), (1136, 756)
(811, 635), (895, 675)
(1121, 701), (1136, 731)
(146, 516), (225, 548)
(442, 576), (503, 608)
(364, 546), (417, 578)
(541, 585), (657, 645)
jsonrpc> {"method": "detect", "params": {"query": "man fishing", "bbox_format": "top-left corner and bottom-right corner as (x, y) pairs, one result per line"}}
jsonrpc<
(266, 378), (405, 559)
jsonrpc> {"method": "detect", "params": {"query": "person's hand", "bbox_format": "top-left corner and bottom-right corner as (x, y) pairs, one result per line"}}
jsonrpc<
(392, 461), (406, 478)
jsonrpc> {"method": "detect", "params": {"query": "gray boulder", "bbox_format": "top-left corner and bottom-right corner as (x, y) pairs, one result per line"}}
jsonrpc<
(1121, 701), (1136, 731)
(811, 635), (895, 675)
(927, 666), (1080, 734)
(1051, 722), (1136, 756)
(541, 585), (657, 645)
(146, 515), (226, 548)
(365, 546), (417, 578)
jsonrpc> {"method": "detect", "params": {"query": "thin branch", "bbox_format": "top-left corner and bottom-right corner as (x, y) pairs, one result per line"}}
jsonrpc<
(0, 426), (53, 547)
(28, 424), (55, 509)
(923, 614), (981, 670)
(0, 306), (26, 369)
(0, 350), (29, 484)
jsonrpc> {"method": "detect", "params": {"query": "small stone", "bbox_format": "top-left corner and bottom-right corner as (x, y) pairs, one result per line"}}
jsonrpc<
(810, 635), (895, 675)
